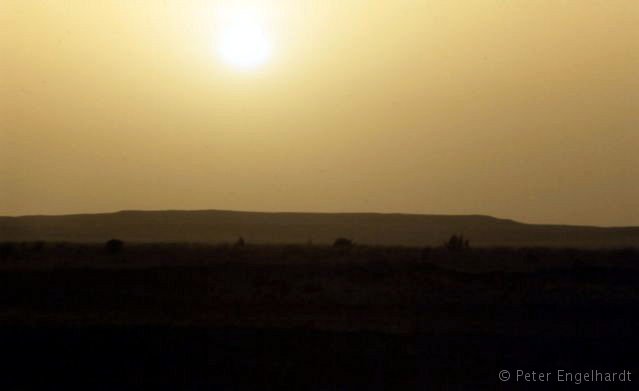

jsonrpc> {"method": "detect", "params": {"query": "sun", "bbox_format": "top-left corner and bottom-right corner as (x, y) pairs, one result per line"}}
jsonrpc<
(216, 7), (272, 71)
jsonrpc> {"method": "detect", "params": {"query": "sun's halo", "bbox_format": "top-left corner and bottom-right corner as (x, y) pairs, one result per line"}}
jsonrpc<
(216, 7), (272, 71)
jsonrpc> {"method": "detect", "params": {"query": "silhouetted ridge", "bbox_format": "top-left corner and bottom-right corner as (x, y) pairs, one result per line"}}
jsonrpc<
(1, 210), (637, 247)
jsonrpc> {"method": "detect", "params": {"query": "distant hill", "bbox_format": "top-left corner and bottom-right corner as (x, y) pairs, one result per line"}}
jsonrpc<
(1, 210), (638, 248)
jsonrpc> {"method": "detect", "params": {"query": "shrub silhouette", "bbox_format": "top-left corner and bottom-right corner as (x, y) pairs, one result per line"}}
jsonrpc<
(445, 235), (470, 251)
(105, 239), (124, 254)
(235, 237), (246, 247)
(333, 238), (353, 248)
(32, 241), (45, 252)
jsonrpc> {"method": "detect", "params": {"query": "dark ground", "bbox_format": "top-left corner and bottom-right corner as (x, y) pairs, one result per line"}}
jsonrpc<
(0, 243), (638, 389)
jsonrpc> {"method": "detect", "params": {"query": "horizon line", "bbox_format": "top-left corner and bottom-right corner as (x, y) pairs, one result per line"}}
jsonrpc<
(1, 208), (637, 230)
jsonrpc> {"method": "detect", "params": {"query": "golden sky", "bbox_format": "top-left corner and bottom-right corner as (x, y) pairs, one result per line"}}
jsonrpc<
(1, 1), (638, 226)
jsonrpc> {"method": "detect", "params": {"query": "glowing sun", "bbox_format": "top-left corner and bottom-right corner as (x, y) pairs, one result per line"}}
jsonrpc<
(217, 7), (272, 71)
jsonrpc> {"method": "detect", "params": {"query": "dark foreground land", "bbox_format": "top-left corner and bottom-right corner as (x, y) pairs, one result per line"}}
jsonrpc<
(1, 243), (638, 389)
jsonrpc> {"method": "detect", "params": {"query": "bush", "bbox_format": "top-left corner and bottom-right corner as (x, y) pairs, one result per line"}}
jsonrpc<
(333, 238), (353, 248)
(421, 246), (432, 260)
(105, 239), (124, 254)
(32, 241), (45, 252)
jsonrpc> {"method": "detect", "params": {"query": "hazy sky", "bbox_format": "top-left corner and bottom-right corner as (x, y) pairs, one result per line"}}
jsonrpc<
(1, 1), (638, 226)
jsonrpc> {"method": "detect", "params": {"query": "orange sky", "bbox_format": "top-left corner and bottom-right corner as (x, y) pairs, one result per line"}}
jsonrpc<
(1, 1), (638, 226)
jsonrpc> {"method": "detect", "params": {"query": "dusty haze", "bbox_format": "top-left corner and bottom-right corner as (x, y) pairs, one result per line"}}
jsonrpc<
(1, 1), (638, 226)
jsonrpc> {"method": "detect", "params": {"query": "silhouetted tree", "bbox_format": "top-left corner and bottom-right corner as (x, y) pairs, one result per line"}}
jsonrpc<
(235, 237), (246, 247)
(445, 234), (470, 251)
(105, 239), (124, 254)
